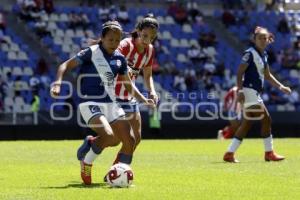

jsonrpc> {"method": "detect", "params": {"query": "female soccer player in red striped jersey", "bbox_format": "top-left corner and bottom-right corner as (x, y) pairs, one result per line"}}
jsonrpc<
(217, 86), (241, 139)
(223, 26), (292, 163)
(112, 14), (159, 164)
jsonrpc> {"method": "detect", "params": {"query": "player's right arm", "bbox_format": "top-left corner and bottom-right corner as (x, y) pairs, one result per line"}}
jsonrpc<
(51, 48), (91, 97)
(236, 52), (250, 104)
(50, 58), (78, 97)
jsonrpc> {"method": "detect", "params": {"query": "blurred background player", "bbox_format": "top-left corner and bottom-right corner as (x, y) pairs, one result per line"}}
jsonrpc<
(223, 26), (292, 163)
(217, 86), (241, 139)
(50, 20), (155, 185)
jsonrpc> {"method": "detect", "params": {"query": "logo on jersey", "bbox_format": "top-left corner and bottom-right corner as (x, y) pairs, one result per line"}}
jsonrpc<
(242, 52), (250, 62)
(103, 72), (114, 86)
(110, 59), (122, 67)
(89, 105), (101, 114)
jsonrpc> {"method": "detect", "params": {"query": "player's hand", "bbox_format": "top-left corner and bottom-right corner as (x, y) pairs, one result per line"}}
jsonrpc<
(149, 92), (159, 105)
(50, 83), (61, 97)
(280, 85), (292, 95)
(237, 92), (245, 105)
(145, 99), (156, 108)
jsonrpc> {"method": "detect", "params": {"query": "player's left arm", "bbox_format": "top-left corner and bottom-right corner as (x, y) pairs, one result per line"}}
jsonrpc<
(264, 64), (292, 94)
(143, 66), (158, 104)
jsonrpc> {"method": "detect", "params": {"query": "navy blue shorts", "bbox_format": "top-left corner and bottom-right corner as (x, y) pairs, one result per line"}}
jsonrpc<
(116, 98), (139, 113)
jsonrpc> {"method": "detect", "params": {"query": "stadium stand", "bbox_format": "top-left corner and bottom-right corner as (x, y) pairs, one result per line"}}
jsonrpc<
(0, 0), (300, 125)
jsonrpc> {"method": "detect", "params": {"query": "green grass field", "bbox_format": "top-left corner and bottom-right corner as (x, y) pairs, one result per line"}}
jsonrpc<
(0, 139), (299, 200)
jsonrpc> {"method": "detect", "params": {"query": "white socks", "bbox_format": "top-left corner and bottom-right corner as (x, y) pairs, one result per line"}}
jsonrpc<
(83, 149), (99, 164)
(263, 135), (273, 152)
(227, 138), (242, 153)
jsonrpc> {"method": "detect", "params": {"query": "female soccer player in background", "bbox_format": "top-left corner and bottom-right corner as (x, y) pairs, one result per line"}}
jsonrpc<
(223, 26), (292, 163)
(50, 21), (155, 185)
(217, 86), (241, 139)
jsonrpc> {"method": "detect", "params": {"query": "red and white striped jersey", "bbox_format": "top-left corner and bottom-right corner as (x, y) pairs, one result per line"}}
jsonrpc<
(115, 37), (155, 100)
(224, 86), (239, 113)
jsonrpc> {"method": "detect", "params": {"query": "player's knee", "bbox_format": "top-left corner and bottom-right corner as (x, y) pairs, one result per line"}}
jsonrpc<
(109, 137), (121, 147)
(95, 133), (116, 148)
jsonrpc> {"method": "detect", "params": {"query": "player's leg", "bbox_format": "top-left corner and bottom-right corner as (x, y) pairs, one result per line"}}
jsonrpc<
(127, 112), (142, 149)
(110, 118), (135, 165)
(80, 115), (118, 185)
(224, 119), (240, 139)
(110, 100), (141, 164)
(218, 111), (239, 139)
(223, 107), (255, 162)
(78, 102), (120, 185)
(110, 112), (141, 165)
(259, 104), (284, 161)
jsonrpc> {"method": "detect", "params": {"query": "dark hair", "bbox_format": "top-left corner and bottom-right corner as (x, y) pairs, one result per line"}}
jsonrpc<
(87, 21), (123, 46)
(131, 13), (159, 38)
(101, 20), (123, 37)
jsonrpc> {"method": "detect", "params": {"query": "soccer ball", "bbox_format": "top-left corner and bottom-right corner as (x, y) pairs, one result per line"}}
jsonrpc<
(106, 163), (133, 188)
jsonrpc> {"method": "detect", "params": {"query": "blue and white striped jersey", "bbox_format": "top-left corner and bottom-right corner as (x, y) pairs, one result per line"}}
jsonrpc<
(240, 46), (268, 93)
(74, 44), (128, 103)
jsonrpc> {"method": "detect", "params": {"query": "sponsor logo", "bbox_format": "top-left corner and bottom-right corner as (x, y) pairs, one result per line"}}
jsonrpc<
(89, 105), (101, 114)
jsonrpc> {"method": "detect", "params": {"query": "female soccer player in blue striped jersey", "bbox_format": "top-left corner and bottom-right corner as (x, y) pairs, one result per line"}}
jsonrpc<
(223, 26), (292, 163)
(50, 21), (155, 185)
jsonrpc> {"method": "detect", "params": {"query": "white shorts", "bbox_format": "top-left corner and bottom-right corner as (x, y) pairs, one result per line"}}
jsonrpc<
(243, 87), (263, 108)
(79, 101), (125, 125)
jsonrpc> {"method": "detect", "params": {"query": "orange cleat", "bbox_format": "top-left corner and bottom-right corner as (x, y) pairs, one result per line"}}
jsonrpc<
(223, 152), (239, 163)
(80, 161), (92, 185)
(265, 151), (285, 162)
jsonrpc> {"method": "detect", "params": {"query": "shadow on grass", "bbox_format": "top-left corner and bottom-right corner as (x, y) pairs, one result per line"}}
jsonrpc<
(41, 181), (107, 189)
(41, 181), (135, 190)
(210, 161), (264, 164)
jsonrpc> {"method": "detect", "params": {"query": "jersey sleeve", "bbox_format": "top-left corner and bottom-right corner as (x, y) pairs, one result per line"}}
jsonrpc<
(74, 47), (92, 65)
(240, 51), (252, 66)
(118, 57), (128, 75)
(118, 40), (130, 57)
(145, 46), (155, 67)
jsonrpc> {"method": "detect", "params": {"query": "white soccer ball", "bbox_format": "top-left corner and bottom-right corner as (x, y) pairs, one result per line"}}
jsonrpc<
(106, 163), (133, 188)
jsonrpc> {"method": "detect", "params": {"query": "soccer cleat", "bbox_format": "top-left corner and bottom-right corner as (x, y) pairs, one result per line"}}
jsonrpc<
(223, 152), (239, 163)
(77, 135), (94, 161)
(80, 161), (92, 185)
(217, 130), (224, 140)
(265, 151), (285, 162)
